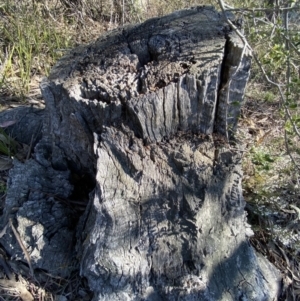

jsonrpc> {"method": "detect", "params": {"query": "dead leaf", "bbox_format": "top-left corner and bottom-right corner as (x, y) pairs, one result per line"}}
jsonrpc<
(257, 117), (269, 124)
(0, 156), (13, 171)
(0, 120), (17, 128)
(0, 279), (34, 301)
(256, 130), (272, 145)
(0, 134), (10, 145)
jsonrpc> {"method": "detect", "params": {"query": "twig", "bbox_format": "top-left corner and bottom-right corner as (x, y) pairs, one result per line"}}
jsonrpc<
(225, 6), (300, 13)
(284, 127), (300, 172)
(0, 223), (8, 239)
(0, 49), (9, 80)
(280, 32), (300, 57)
(43, 2), (57, 23)
(26, 135), (34, 161)
(9, 219), (35, 279)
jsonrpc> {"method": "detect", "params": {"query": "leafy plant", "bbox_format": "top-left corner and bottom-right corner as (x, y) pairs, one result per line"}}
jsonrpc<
(251, 147), (276, 171)
(0, 181), (7, 193)
(0, 127), (17, 157)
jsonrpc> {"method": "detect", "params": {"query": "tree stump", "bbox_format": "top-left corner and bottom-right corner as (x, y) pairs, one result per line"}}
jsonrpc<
(0, 6), (281, 301)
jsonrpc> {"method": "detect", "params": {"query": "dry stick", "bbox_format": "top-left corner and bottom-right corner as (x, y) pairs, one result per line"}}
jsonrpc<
(0, 50), (8, 79)
(225, 6), (300, 13)
(218, 0), (300, 170)
(0, 223), (8, 239)
(281, 7), (300, 170)
(283, 15), (296, 142)
(26, 135), (34, 161)
(9, 219), (35, 279)
(43, 2), (57, 23)
(284, 125), (300, 170)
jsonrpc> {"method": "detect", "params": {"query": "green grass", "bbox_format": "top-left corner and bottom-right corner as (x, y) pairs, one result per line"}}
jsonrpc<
(0, 2), (72, 97)
(0, 127), (17, 157)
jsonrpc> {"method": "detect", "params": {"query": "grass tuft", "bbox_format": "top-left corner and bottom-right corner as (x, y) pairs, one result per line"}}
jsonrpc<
(0, 2), (72, 97)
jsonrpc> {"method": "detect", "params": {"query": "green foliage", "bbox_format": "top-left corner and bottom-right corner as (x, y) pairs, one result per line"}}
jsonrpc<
(0, 182), (6, 194)
(238, 0), (300, 173)
(250, 147), (276, 171)
(262, 91), (276, 102)
(285, 117), (300, 135)
(0, 128), (17, 157)
(263, 43), (288, 70)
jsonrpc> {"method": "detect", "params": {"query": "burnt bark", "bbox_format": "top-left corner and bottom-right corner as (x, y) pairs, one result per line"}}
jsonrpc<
(0, 6), (281, 301)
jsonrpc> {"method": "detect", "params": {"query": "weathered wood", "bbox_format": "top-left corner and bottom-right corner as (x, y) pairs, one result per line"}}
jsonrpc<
(0, 6), (281, 301)
(0, 106), (44, 146)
